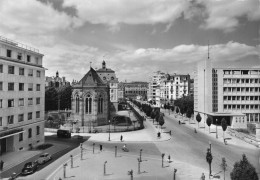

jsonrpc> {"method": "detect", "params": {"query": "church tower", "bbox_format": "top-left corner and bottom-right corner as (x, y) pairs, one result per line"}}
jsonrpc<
(102, 60), (106, 69)
(56, 71), (59, 78)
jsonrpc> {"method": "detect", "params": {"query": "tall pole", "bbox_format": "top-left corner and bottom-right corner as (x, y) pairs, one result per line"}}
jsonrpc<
(108, 120), (111, 141)
(209, 141), (212, 177)
(139, 149), (143, 162)
(104, 161), (107, 175)
(216, 119), (218, 139)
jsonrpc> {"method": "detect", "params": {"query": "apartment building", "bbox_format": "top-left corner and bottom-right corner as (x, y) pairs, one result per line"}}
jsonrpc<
(160, 74), (190, 103)
(124, 82), (148, 99)
(0, 36), (45, 154)
(194, 57), (260, 129)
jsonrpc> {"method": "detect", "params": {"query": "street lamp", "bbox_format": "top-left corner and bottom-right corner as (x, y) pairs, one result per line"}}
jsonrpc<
(139, 149), (143, 162)
(216, 119), (218, 139)
(206, 141), (213, 179)
(104, 161), (107, 175)
(108, 120), (111, 141)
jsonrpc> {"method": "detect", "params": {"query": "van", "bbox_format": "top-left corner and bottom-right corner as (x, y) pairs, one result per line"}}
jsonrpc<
(57, 129), (71, 138)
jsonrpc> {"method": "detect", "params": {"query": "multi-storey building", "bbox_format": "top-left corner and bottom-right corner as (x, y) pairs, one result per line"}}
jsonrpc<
(0, 36), (45, 154)
(194, 57), (260, 128)
(45, 71), (70, 88)
(147, 71), (167, 107)
(124, 82), (148, 99)
(160, 74), (190, 103)
(96, 61), (119, 111)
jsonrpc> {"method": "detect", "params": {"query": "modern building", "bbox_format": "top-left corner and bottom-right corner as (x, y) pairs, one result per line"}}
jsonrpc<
(194, 56), (260, 129)
(0, 36), (45, 154)
(160, 74), (190, 105)
(124, 82), (148, 100)
(71, 67), (109, 130)
(96, 61), (119, 111)
(147, 71), (167, 107)
(45, 71), (70, 88)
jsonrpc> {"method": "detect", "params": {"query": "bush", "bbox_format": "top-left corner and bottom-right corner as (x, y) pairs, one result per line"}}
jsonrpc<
(36, 143), (53, 150)
(236, 129), (250, 134)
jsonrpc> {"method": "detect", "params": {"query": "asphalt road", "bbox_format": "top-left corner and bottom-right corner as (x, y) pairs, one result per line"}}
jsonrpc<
(1, 136), (87, 179)
(154, 112), (260, 180)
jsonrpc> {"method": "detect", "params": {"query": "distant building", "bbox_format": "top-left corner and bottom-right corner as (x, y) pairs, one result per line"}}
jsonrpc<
(71, 67), (109, 129)
(194, 56), (260, 129)
(124, 82), (148, 100)
(118, 82), (125, 102)
(96, 61), (119, 111)
(0, 36), (45, 153)
(45, 71), (70, 88)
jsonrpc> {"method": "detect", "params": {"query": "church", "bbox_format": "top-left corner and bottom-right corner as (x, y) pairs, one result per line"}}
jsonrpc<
(71, 67), (110, 129)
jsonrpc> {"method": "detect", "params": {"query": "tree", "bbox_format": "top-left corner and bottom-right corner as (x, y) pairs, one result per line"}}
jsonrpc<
(59, 85), (73, 110)
(176, 107), (179, 114)
(158, 115), (165, 132)
(171, 106), (175, 112)
(196, 113), (202, 128)
(151, 110), (156, 124)
(221, 118), (227, 140)
(186, 108), (192, 124)
(220, 157), (227, 180)
(230, 154), (258, 180)
(45, 87), (58, 111)
(155, 111), (160, 125)
(206, 116), (213, 133)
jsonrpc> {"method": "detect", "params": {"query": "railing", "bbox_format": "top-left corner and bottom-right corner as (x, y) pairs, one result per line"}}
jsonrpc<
(0, 35), (39, 53)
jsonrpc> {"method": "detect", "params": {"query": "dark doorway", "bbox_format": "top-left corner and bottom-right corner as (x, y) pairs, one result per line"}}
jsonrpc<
(0, 138), (7, 155)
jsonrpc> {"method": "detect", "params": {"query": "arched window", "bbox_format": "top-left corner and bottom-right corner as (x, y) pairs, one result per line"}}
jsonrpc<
(85, 94), (92, 114)
(76, 95), (79, 113)
(98, 95), (103, 114)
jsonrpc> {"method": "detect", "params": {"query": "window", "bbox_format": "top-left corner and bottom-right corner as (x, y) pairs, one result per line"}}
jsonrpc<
(85, 95), (92, 114)
(19, 98), (24, 106)
(28, 83), (33, 91)
(36, 126), (40, 135)
(28, 98), (33, 105)
(19, 83), (24, 91)
(0, 64), (3, 73)
(18, 114), (24, 122)
(27, 55), (31, 62)
(7, 49), (12, 57)
(19, 68), (24, 75)
(28, 69), (33, 76)
(28, 128), (32, 138)
(19, 133), (23, 141)
(36, 70), (41, 77)
(36, 84), (40, 91)
(35, 57), (39, 65)
(8, 99), (14, 107)
(8, 83), (14, 91)
(0, 99), (2, 108)
(28, 112), (32, 120)
(0, 117), (2, 126)
(0, 82), (2, 91)
(76, 95), (79, 113)
(17, 52), (22, 60)
(36, 97), (40, 105)
(36, 111), (40, 118)
(8, 115), (14, 124)
(8, 66), (14, 74)
(98, 95), (103, 114)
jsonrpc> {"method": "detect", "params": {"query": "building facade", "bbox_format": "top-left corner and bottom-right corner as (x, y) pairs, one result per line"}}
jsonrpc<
(124, 82), (148, 99)
(96, 61), (119, 111)
(45, 71), (70, 88)
(194, 57), (260, 128)
(71, 67), (109, 129)
(0, 36), (45, 154)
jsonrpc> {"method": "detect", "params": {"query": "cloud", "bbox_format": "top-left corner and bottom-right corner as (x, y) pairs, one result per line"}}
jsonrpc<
(199, 0), (260, 32)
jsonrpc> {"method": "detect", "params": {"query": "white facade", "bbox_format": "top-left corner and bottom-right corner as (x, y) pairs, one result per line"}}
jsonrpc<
(0, 36), (45, 153)
(194, 57), (260, 128)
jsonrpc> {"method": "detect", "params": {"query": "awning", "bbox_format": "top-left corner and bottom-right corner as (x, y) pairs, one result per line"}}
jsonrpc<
(0, 128), (24, 139)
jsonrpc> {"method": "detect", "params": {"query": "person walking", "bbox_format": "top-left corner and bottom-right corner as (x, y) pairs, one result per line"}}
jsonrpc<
(100, 144), (103, 151)
(168, 155), (171, 163)
(0, 160), (4, 171)
(120, 135), (123, 142)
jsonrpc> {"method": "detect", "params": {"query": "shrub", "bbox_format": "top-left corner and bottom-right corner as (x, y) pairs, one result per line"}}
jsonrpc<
(36, 143), (53, 150)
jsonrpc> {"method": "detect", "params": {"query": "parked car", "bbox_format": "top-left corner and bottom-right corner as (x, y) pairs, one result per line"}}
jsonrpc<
(57, 129), (71, 138)
(21, 162), (38, 175)
(36, 153), (52, 164)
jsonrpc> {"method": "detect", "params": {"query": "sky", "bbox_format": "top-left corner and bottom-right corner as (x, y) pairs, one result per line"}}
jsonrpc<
(0, 0), (259, 82)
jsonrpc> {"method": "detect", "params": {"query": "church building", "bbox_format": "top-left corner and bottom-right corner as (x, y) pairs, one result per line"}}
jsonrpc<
(71, 67), (109, 128)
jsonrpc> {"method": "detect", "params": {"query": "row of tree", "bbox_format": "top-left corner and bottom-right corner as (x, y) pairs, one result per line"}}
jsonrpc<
(45, 85), (73, 111)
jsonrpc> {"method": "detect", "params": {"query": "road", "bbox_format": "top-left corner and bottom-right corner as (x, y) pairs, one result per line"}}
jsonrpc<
(154, 112), (260, 180)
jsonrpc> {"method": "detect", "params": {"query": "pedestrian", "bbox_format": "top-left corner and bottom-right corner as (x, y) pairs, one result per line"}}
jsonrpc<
(0, 160), (3, 171)
(201, 173), (205, 180)
(100, 144), (103, 151)
(120, 135), (123, 142)
(168, 155), (171, 163)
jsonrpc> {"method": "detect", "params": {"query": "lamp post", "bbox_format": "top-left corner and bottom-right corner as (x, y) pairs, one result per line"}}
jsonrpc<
(161, 153), (165, 168)
(63, 163), (67, 178)
(93, 143), (95, 154)
(137, 158), (141, 174)
(216, 119), (218, 139)
(139, 149), (143, 162)
(70, 155), (73, 168)
(173, 168), (177, 180)
(206, 141), (213, 179)
(115, 146), (117, 157)
(104, 161), (107, 175)
(108, 120), (111, 141)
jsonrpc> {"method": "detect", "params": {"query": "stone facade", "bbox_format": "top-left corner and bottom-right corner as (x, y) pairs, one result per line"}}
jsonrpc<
(71, 68), (109, 127)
